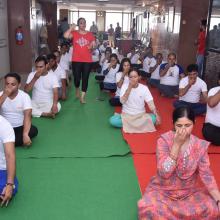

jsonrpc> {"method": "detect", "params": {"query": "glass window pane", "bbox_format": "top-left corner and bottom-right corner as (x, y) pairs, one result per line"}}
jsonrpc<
(79, 11), (96, 31)
(105, 12), (122, 31)
(69, 11), (78, 25)
(123, 13), (131, 32)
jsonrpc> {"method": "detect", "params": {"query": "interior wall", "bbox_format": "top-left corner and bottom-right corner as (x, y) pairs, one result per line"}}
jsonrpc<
(178, 0), (210, 70)
(0, 0), (10, 77)
(7, 0), (32, 74)
(38, 1), (58, 52)
(148, 0), (182, 63)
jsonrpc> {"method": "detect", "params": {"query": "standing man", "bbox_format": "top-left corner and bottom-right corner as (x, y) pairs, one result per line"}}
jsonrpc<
(195, 19), (207, 78)
(90, 21), (98, 37)
(108, 24), (115, 48)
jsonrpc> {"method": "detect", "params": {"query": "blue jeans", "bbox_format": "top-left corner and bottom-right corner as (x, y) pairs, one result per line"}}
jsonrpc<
(0, 170), (18, 196)
(173, 100), (206, 116)
(196, 54), (204, 78)
(149, 78), (160, 88)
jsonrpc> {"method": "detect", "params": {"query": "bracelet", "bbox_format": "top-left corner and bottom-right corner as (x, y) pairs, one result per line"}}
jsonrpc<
(6, 183), (15, 189)
(217, 200), (220, 206)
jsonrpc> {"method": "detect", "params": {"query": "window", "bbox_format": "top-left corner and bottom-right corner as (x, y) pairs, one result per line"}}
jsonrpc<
(69, 10), (96, 31)
(105, 12), (122, 31)
(123, 13), (131, 32)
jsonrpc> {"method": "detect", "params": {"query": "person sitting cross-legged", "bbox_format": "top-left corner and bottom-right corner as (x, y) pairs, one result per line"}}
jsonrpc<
(0, 73), (38, 147)
(97, 54), (120, 100)
(138, 106), (220, 219)
(202, 73), (220, 146)
(158, 52), (184, 98)
(173, 64), (207, 116)
(47, 53), (67, 101)
(24, 56), (61, 118)
(0, 115), (18, 207)
(148, 53), (165, 88)
(109, 68), (161, 133)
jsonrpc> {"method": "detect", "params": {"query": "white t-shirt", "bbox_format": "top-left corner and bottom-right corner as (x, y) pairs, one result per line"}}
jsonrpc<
(127, 53), (140, 64)
(205, 86), (220, 127)
(120, 83), (153, 115)
(103, 64), (120, 84)
(60, 53), (70, 71)
(160, 64), (182, 86)
(68, 46), (73, 62)
(99, 45), (106, 53)
(150, 61), (166, 80)
(115, 72), (129, 97)
(143, 57), (156, 73)
(49, 64), (66, 87)
(26, 71), (59, 103)
(0, 115), (15, 170)
(0, 90), (32, 128)
(92, 49), (100, 62)
(179, 77), (207, 103)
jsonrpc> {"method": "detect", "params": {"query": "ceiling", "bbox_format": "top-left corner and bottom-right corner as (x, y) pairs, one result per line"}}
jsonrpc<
(39, 0), (140, 11)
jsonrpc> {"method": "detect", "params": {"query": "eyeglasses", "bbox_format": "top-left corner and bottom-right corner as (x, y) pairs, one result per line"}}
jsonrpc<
(36, 66), (44, 68)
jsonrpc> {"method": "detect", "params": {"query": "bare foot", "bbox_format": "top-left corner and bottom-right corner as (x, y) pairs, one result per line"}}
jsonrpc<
(75, 88), (80, 99)
(41, 112), (56, 118)
(80, 97), (86, 104)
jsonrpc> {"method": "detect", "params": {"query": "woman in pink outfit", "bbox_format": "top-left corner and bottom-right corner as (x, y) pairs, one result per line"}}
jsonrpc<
(138, 106), (220, 220)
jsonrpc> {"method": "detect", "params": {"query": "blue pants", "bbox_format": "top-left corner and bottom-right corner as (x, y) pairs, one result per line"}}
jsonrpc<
(196, 54), (204, 78)
(158, 84), (179, 98)
(109, 113), (156, 128)
(148, 78), (160, 88)
(173, 100), (206, 116)
(0, 170), (18, 196)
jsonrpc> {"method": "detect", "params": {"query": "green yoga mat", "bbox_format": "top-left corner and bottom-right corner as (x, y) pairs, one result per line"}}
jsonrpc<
(0, 157), (140, 220)
(16, 76), (129, 158)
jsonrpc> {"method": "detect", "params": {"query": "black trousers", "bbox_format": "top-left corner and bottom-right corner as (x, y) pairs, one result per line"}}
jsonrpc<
(109, 97), (122, 106)
(14, 125), (38, 146)
(72, 62), (92, 92)
(202, 123), (220, 146)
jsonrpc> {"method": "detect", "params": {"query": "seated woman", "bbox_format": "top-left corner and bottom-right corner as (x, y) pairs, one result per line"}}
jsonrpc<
(138, 106), (220, 220)
(99, 53), (120, 92)
(203, 73), (220, 146)
(110, 69), (161, 133)
(109, 58), (131, 106)
(0, 115), (18, 207)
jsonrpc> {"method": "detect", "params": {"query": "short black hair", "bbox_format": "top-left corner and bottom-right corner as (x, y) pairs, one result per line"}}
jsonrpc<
(4, 72), (21, 83)
(47, 53), (56, 61)
(119, 58), (131, 72)
(128, 68), (141, 76)
(35, 56), (48, 65)
(173, 106), (195, 124)
(187, 64), (198, 73)
(110, 53), (118, 62)
(168, 52), (177, 59)
(105, 47), (112, 53)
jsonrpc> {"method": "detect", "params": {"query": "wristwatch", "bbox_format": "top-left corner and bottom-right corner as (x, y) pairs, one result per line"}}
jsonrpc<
(6, 183), (15, 189)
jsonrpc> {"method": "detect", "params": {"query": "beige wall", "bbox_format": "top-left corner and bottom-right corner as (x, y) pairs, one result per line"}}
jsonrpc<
(0, 0), (10, 77)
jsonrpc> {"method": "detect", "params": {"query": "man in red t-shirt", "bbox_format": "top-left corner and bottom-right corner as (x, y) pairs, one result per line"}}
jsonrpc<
(195, 19), (207, 78)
